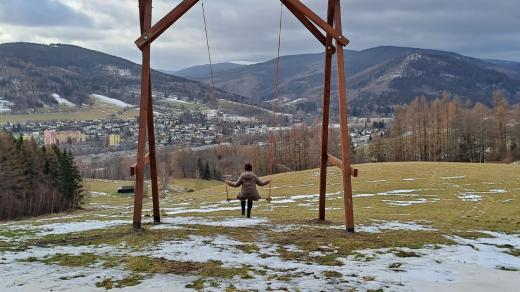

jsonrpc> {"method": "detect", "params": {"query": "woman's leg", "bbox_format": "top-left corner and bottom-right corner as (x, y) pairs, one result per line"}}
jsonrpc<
(241, 200), (246, 216)
(246, 200), (253, 218)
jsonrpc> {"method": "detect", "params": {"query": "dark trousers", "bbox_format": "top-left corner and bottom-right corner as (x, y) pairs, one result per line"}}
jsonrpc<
(241, 200), (253, 217)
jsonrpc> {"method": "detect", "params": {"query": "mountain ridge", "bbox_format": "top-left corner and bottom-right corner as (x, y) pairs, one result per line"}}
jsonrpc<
(171, 46), (520, 114)
(0, 42), (246, 112)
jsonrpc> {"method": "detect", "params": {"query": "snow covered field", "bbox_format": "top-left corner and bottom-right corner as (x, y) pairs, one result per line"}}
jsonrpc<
(52, 93), (75, 107)
(0, 98), (14, 112)
(1, 162), (519, 291)
(90, 94), (132, 108)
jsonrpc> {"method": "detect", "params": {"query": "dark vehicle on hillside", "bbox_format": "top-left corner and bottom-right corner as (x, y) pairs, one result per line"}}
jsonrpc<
(117, 186), (135, 194)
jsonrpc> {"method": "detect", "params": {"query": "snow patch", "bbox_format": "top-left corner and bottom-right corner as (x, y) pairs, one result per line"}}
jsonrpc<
(10, 220), (130, 237)
(229, 60), (257, 65)
(441, 176), (465, 180)
(458, 192), (482, 202)
(89, 191), (109, 197)
(152, 216), (268, 229)
(353, 220), (436, 233)
(90, 94), (131, 107)
(0, 98), (14, 113)
(51, 93), (75, 107)
(353, 194), (376, 198)
(163, 97), (193, 105)
(383, 198), (430, 206)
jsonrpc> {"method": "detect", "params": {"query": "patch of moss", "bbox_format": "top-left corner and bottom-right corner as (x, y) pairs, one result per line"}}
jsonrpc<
(126, 256), (203, 274)
(323, 270), (342, 278)
(392, 250), (421, 258)
(388, 262), (403, 269)
(96, 278), (113, 290)
(95, 274), (143, 290)
(185, 278), (205, 290)
(236, 243), (261, 254)
(226, 284), (237, 292)
(42, 253), (98, 267)
(59, 274), (86, 280)
(496, 265), (519, 271)
(351, 252), (376, 262)
(388, 262), (405, 272)
(314, 254), (344, 266)
(269, 228), (452, 260)
(362, 275), (375, 281)
(0, 230), (33, 240)
(505, 248), (520, 257)
(209, 280), (221, 288)
(115, 274), (143, 288)
(22, 256), (39, 262)
(123, 255), (253, 279)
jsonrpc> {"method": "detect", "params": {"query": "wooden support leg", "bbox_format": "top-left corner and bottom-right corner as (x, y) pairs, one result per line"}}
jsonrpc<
(318, 0), (335, 221)
(334, 0), (355, 233)
(133, 0), (152, 230)
(147, 76), (161, 224)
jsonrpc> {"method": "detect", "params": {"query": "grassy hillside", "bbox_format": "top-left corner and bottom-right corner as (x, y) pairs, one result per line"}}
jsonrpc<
(0, 100), (139, 123)
(1, 162), (519, 291)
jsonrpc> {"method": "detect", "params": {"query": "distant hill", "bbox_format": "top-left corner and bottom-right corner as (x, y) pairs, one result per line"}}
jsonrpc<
(0, 42), (245, 112)
(169, 62), (246, 80)
(171, 46), (520, 115)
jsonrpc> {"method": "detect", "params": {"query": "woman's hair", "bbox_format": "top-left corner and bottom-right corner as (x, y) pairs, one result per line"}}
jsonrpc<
(244, 163), (253, 171)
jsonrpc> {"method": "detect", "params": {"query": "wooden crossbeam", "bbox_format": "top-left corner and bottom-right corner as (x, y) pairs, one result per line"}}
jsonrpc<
(283, 0), (335, 52)
(130, 153), (150, 176)
(135, 0), (199, 48)
(282, 0), (349, 46)
(327, 153), (343, 169)
(326, 153), (358, 177)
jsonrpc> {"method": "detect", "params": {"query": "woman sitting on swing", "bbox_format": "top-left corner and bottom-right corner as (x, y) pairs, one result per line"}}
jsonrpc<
(225, 163), (271, 218)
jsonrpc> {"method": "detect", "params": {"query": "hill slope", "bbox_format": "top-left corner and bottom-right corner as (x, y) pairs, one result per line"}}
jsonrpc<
(175, 46), (520, 114)
(1, 162), (519, 290)
(170, 62), (245, 80)
(0, 42), (245, 112)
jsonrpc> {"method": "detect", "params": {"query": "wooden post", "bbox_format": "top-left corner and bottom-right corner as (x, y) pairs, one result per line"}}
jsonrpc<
(318, 0), (335, 221)
(334, 0), (355, 233)
(147, 78), (161, 224)
(133, 0), (152, 230)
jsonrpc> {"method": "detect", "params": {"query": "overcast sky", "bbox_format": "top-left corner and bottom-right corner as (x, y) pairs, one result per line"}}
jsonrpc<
(0, 0), (518, 70)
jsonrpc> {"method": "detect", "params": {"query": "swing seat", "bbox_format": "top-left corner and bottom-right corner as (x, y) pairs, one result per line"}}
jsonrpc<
(225, 197), (272, 203)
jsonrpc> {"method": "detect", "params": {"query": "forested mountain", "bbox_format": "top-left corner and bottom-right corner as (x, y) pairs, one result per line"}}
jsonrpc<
(173, 46), (520, 115)
(0, 42), (245, 112)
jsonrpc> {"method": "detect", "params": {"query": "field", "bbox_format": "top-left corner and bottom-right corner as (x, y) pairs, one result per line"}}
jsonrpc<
(0, 100), (139, 123)
(1, 162), (519, 291)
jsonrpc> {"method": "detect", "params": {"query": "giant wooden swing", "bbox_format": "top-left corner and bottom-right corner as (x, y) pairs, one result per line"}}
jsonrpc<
(131, 0), (358, 232)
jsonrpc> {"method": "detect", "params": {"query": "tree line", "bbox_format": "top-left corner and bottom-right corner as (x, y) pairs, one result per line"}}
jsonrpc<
(80, 122), (344, 183)
(0, 131), (84, 220)
(367, 91), (520, 162)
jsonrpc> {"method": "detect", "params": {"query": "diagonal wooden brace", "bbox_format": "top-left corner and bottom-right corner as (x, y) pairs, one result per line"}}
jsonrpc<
(281, 0), (349, 47)
(283, 0), (335, 53)
(130, 152), (150, 176)
(327, 153), (358, 177)
(136, 0), (200, 49)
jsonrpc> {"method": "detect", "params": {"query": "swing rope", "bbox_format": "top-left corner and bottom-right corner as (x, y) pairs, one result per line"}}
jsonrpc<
(201, 0), (229, 200)
(267, 2), (283, 201)
(201, 1), (283, 202)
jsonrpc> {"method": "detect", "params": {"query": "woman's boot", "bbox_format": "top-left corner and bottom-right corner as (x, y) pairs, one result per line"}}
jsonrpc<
(246, 200), (253, 218)
(241, 200), (246, 216)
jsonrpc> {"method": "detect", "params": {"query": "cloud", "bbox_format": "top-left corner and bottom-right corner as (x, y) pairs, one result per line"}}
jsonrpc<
(0, 0), (519, 69)
(0, 0), (92, 27)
